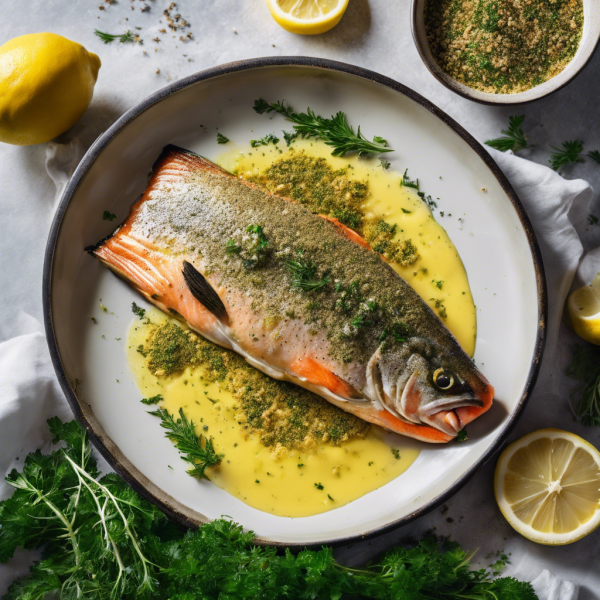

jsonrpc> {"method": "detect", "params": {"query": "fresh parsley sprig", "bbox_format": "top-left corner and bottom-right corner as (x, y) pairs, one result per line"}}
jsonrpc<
(549, 140), (584, 171)
(148, 407), (222, 479)
(216, 132), (230, 144)
(94, 29), (136, 44)
(250, 133), (279, 148)
(254, 98), (393, 158)
(566, 345), (600, 426)
(485, 115), (528, 152)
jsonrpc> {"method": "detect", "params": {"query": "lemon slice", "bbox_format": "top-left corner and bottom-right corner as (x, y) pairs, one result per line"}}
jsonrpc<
(567, 273), (600, 344)
(266, 0), (349, 35)
(495, 429), (600, 545)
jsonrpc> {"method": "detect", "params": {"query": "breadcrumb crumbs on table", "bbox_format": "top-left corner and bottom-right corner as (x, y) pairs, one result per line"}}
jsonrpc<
(424, 0), (584, 94)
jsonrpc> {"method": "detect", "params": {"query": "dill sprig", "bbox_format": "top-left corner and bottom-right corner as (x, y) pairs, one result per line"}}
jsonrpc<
(94, 29), (136, 44)
(485, 115), (528, 152)
(253, 98), (393, 158)
(549, 140), (584, 171)
(566, 345), (600, 426)
(216, 132), (230, 144)
(148, 407), (222, 479)
(286, 250), (330, 292)
(588, 149), (600, 164)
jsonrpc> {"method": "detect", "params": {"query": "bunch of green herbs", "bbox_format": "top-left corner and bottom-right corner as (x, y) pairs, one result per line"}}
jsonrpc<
(0, 418), (537, 599)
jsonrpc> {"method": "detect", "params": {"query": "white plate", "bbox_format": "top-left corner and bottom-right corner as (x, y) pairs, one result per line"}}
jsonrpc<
(44, 57), (546, 546)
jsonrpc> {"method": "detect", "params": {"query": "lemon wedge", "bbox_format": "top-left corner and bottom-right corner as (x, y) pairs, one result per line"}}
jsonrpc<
(494, 429), (600, 545)
(266, 0), (349, 35)
(567, 273), (600, 345)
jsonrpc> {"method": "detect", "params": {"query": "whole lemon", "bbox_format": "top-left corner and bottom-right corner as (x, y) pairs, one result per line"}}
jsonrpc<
(0, 33), (101, 145)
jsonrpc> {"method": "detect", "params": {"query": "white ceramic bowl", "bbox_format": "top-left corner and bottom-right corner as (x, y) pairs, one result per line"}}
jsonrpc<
(44, 57), (546, 545)
(411, 0), (600, 105)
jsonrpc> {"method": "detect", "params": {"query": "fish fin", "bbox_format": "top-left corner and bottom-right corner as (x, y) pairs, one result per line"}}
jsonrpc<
(291, 356), (362, 400)
(318, 214), (373, 251)
(182, 261), (229, 323)
(153, 145), (234, 179)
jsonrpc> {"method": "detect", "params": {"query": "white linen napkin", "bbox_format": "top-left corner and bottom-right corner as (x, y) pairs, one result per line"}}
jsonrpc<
(0, 143), (592, 598)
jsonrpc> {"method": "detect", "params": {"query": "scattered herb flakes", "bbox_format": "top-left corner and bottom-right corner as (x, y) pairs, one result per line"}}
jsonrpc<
(282, 130), (298, 146)
(131, 302), (146, 319)
(456, 429), (468, 442)
(255, 479), (260, 483)
(379, 157), (391, 170)
(401, 208), (412, 214)
(102, 210), (117, 221)
(216, 132), (230, 144)
(226, 224), (269, 269)
(433, 279), (444, 290)
(327, 494), (335, 501)
(90, 317), (97, 324)
(400, 168), (419, 190)
(250, 133), (280, 148)
(297, 463), (305, 468)
(314, 482), (324, 490)
(94, 29), (136, 44)
(254, 98), (393, 158)
(140, 394), (163, 405)
(550, 140), (585, 171)
(391, 448), (401, 460)
(485, 116), (528, 152)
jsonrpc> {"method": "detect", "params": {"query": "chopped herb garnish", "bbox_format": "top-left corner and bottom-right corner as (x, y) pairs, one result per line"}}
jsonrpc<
(216, 132), (230, 144)
(297, 463), (304, 468)
(90, 317), (97, 324)
(433, 279), (444, 290)
(225, 239), (242, 254)
(250, 133), (280, 148)
(400, 169), (419, 189)
(102, 210), (117, 221)
(131, 302), (146, 319)
(550, 140), (584, 171)
(253, 98), (393, 158)
(286, 250), (330, 292)
(283, 130), (298, 146)
(456, 429), (468, 442)
(94, 29), (135, 44)
(485, 116), (528, 153)
(327, 494), (334, 501)
(391, 448), (401, 460)
(140, 394), (163, 405)
(147, 407), (223, 479)
(379, 157), (391, 170)
(314, 482), (324, 490)
(401, 208), (412, 214)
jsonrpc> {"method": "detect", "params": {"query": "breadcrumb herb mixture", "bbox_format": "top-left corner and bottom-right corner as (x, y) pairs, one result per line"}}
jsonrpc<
(424, 0), (584, 94)
(139, 321), (370, 452)
(242, 150), (419, 266)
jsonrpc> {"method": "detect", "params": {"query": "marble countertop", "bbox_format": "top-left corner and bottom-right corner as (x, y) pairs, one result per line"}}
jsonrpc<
(1, 1), (599, 597)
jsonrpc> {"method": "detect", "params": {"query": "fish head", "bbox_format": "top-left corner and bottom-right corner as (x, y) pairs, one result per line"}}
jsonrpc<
(368, 337), (494, 437)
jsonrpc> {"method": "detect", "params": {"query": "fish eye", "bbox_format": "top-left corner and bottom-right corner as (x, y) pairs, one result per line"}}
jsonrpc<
(433, 368), (455, 391)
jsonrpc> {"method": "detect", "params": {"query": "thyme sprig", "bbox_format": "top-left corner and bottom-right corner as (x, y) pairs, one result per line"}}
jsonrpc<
(566, 344), (600, 426)
(253, 98), (393, 158)
(94, 29), (136, 44)
(485, 115), (528, 152)
(550, 140), (584, 171)
(147, 407), (223, 479)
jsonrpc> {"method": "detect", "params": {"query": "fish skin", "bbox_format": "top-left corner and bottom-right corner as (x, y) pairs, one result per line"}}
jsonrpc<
(92, 145), (494, 443)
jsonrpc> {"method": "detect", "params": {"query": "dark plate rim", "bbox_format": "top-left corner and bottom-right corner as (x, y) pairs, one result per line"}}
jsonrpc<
(43, 56), (547, 548)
